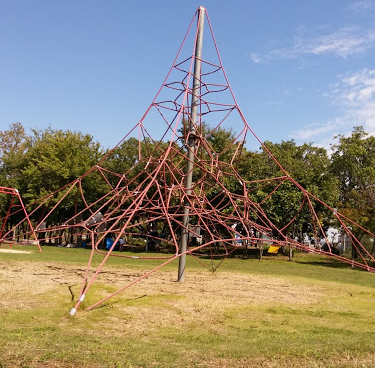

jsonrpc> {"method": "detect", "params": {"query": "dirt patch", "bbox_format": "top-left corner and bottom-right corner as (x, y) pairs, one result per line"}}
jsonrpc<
(99, 268), (323, 333)
(0, 259), (323, 315)
(0, 248), (31, 254)
(0, 261), (85, 311)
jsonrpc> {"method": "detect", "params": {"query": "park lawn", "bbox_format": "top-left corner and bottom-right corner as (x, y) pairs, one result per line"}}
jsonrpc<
(1, 245), (375, 367)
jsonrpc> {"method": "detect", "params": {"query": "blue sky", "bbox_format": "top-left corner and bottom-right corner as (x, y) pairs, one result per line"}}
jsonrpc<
(1, 0), (375, 151)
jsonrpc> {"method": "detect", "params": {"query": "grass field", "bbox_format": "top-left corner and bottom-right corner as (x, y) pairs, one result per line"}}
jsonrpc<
(1, 245), (375, 367)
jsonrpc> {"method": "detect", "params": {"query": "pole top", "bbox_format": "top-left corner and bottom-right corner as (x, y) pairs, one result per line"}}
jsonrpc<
(199, 6), (206, 11)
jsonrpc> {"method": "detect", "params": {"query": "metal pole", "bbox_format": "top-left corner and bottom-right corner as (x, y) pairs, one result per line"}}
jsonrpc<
(178, 6), (205, 282)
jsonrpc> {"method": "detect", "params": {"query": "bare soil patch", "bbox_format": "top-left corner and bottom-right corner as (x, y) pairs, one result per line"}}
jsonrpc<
(0, 259), (323, 315)
(0, 248), (31, 254)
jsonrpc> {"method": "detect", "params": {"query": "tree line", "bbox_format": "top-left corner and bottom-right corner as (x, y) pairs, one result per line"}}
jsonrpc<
(0, 122), (374, 243)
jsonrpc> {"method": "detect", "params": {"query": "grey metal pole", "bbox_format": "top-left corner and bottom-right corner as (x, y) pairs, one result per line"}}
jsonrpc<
(178, 6), (205, 282)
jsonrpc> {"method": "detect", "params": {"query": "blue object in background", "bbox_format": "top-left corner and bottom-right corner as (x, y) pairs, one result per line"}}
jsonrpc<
(106, 238), (114, 250)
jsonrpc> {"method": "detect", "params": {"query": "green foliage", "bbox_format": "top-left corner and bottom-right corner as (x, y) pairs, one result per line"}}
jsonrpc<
(102, 137), (141, 177)
(21, 128), (102, 199)
(331, 126), (375, 236)
(15, 128), (103, 224)
(0, 123), (31, 220)
(3, 121), (375, 242)
(0, 122), (27, 159)
(206, 125), (239, 163)
(261, 140), (337, 201)
(0, 123), (29, 187)
(0, 124), (104, 223)
(239, 140), (338, 234)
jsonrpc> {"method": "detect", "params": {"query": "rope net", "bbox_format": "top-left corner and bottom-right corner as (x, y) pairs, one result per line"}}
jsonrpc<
(1, 7), (374, 314)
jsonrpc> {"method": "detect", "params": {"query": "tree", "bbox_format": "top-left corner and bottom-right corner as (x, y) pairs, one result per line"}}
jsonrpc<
(7, 128), (105, 226)
(331, 126), (375, 240)
(0, 122), (27, 159)
(0, 123), (31, 225)
(103, 137), (140, 176)
(240, 140), (338, 237)
(0, 123), (29, 186)
(20, 128), (102, 197)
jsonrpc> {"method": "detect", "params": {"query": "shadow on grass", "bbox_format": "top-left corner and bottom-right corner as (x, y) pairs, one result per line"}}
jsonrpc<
(291, 255), (375, 277)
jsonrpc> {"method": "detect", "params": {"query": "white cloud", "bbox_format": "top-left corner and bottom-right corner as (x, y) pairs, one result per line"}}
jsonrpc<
(291, 125), (341, 153)
(266, 100), (283, 111)
(309, 28), (375, 57)
(346, 1), (375, 13)
(337, 69), (375, 104)
(291, 118), (353, 154)
(249, 27), (375, 63)
(247, 52), (264, 64)
(273, 28), (375, 59)
(292, 119), (345, 140)
(292, 68), (375, 147)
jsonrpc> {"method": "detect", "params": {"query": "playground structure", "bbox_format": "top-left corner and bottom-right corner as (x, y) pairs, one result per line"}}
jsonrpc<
(0, 186), (41, 251)
(1, 7), (375, 315)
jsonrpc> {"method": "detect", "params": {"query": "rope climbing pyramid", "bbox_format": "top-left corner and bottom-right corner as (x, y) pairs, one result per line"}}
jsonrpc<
(1, 7), (375, 315)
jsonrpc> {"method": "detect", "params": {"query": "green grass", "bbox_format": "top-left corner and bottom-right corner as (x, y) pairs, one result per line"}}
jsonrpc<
(1, 245), (375, 367)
